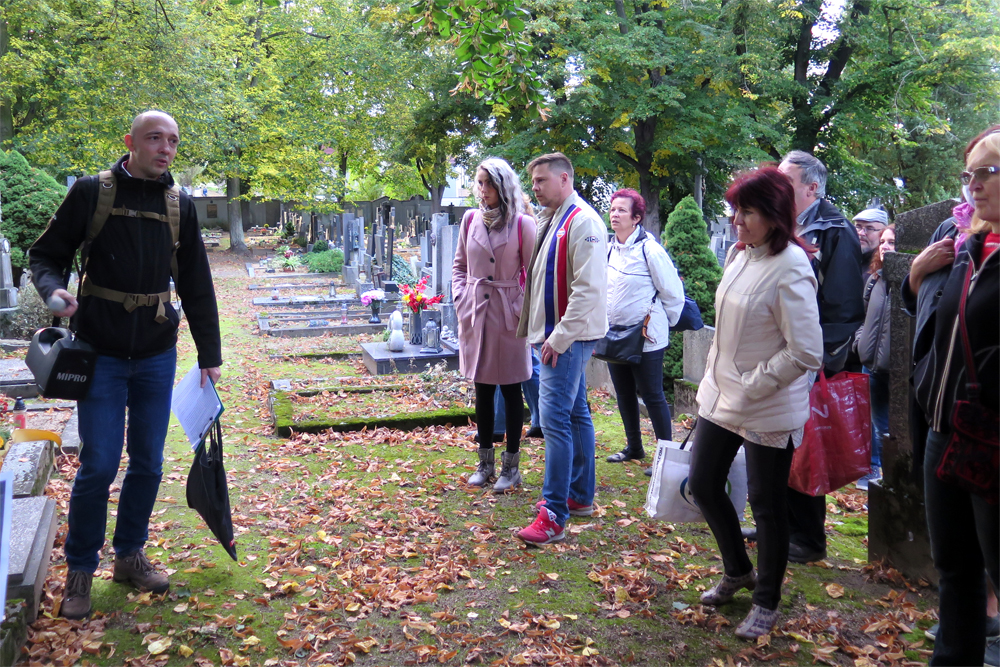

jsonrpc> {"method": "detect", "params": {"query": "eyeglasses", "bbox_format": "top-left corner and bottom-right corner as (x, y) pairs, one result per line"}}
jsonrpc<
(960, 165), (999, 185)
(855, 224), (885, 234)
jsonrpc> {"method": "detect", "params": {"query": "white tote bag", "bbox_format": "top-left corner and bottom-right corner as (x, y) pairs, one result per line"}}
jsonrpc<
(644, 424), (748, 523)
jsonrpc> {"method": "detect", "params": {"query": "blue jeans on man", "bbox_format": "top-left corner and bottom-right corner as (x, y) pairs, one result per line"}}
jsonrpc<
(493, 347), (541, 435)
(65, 348), (177, 573)
(536, 340), (597, 527)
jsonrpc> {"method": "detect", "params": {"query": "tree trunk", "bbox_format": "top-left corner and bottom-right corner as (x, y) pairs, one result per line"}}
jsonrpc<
(430, 183), (445, 214)
(0, 16), (11, 149)
(227, 176), (249, 255)
(633, 117), (662, 238)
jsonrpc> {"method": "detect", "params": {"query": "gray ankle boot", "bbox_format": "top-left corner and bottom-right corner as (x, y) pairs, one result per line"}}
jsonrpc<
(493, 451), (522, 493)
(467, 448), (495, 487)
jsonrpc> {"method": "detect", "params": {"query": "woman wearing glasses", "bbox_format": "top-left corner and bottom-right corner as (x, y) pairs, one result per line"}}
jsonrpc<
(903, 125), (999, 665)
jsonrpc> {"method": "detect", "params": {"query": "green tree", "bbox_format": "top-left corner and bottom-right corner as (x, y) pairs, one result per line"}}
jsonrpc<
(661, 195), (722, 392)
(0, 149), (66, 271)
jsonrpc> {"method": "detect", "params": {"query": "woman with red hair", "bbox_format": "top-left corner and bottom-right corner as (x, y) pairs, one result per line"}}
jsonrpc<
(604, 188), (684, 465)
(688, 166), (823, 639)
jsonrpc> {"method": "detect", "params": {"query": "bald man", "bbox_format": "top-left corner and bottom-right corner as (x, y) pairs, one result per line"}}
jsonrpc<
(30, 110), (222, 619)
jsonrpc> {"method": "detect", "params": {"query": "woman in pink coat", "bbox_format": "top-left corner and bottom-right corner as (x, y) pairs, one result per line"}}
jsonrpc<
(453, 157), (537, 492)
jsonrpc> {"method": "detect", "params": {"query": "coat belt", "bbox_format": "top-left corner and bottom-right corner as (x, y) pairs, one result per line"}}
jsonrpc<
(469, 277), (520, 332)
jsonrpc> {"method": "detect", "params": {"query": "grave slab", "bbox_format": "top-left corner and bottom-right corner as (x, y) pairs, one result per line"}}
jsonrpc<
(7, 496), (58, 623)
(60, 408), (80, 455)
(0, 359), (37, 399)
(360, 341), (459, 375)
(1, 440), (55, 498)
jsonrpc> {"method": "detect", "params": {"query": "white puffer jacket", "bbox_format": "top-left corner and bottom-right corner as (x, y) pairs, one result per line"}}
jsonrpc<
(606, 227), (685, 352)
(697, 242), (824, 434)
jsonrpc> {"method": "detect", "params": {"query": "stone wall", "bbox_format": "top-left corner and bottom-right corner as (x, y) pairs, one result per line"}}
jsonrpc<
(868, 199), (957, 582)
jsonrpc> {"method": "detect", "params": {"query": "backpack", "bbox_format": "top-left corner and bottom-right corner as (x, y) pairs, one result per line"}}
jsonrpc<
(79, 170), (182, 323)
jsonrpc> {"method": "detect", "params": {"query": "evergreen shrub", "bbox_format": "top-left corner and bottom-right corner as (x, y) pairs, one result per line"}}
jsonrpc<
(0, 150), (66, 270)
(661, 195), (723, 398)
(311, 240), (329, 253)
(304, 249), (344, 273)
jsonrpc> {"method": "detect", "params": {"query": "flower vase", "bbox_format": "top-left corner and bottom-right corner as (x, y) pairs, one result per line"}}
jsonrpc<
(409, 310), (423, 345)
(369, 302), (381, 324)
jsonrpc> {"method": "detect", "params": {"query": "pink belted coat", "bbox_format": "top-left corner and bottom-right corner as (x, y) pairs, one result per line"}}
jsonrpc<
(452, 210), (537, 385)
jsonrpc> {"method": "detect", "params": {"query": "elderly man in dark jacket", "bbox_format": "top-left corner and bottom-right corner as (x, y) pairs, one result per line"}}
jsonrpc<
(29, 110), (222, 619)
(777, 150), (865, 563)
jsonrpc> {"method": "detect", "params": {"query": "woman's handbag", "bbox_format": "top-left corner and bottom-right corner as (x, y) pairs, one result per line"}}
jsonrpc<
(593, 317), (648, 365)
(644, 422), (747, 523)
(788, 370), (872, 496)
(935, 261), (999, 504)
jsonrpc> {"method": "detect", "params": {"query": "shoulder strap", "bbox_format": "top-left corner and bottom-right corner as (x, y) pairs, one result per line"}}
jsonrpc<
(165, 185), (181, 281)
(956, 260), (979, 399)
(82, 170), (117, 272)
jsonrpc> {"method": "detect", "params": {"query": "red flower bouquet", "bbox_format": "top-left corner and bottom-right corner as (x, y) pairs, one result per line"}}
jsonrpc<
(400, 276), (443, 314)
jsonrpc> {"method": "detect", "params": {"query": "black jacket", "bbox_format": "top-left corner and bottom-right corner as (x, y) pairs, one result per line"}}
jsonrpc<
(904, 227), (999, 434)
(798, 199), (866, 373)
(29, 156), (222, 368)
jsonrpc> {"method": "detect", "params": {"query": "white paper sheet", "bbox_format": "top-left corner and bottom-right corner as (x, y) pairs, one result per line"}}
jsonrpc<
(171, 364), (224, 449)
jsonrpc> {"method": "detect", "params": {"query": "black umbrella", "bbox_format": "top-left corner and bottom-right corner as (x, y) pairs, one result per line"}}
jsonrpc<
(186, 419), (238, 561)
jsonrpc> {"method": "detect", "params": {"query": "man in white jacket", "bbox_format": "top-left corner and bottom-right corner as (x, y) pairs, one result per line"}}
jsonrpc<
(515, 152), (608, 545)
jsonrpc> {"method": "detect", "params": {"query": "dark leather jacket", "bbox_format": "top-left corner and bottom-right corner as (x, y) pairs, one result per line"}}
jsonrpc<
(29, 156), (222, 368)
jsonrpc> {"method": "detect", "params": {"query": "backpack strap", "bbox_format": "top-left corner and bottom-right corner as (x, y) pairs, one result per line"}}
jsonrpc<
(165, 184), (181, 281)
(83, 170), (117, 272)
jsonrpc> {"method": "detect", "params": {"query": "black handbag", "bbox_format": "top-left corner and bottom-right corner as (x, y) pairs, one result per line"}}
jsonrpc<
(187, 419), (238, 560)
(594, 317), (648, 365)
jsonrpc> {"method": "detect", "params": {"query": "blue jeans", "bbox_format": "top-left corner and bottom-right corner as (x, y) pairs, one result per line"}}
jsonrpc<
(537, 340), (597, 527)
(493, 348), (541, 434)
(65, 348), (177, 573)
(865, 367), (889, 469)
(924, 429), (1000, 666)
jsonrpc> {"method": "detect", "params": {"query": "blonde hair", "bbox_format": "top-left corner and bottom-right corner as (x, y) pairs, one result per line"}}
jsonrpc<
(968, 132), (1000, 233)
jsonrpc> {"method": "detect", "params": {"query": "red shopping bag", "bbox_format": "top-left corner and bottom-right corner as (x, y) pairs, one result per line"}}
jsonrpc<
(789, 371), (872, 497)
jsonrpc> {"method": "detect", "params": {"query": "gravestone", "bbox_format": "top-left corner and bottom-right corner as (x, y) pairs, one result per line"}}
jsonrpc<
(437, 224), (460, 301)
(868, 199), (952, 582)
(0, 235), (17, 310)
(342, 264), (358, 287)
(6, 496), (58, 623)
(431, 213), (450, 297)
(0, 360), (37, 399)
(386, 228), (395, 281)
(672, 326), (716, 417)
(355, 281), (375, 300)
(2, 441), (54, 498)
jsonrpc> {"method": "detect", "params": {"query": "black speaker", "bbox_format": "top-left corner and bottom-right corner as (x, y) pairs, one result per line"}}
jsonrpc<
(25, 328), (98, 400)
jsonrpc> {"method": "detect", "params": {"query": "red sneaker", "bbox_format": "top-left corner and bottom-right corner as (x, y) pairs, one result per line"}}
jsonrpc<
(534, 497), (594, 517)
(518, 508), (565, 545)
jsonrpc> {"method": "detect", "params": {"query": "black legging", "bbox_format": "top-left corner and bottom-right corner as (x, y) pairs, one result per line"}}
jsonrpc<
(475, 383), (523, 454)
(688, 418), (794, 611)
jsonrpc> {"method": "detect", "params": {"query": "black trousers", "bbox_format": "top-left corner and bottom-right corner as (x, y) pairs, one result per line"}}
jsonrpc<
(607, 348), (672, 450)
(924, 430), (999, 666)
(689, 418), (794, 611)
(475, 383), (523, 454)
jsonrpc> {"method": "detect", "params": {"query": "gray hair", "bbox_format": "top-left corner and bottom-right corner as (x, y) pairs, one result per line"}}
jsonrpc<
(783, 150), (827, 199)
(476, 158), (526, 227)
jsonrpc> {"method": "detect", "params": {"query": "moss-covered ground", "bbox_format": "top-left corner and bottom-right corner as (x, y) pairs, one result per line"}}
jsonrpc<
(24, 253), (939, 667)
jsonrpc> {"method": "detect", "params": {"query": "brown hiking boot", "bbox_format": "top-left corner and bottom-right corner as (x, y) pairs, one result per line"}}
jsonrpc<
(113, 550), (169, 593)
(61, 570), (93, 619)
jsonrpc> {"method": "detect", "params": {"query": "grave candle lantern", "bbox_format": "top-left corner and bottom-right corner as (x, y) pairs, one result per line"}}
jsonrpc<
(421, 318), (440, 353)
(340, 303), (348, 325)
